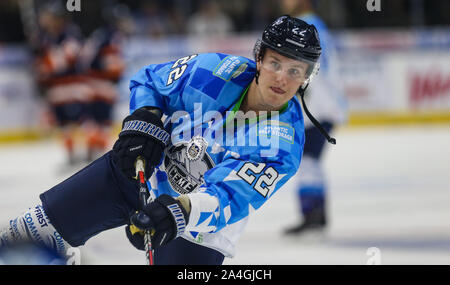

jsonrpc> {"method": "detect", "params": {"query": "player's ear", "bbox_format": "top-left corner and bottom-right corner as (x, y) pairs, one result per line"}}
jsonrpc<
(254, 59), (262, 85)
(256, 60), (261, 72)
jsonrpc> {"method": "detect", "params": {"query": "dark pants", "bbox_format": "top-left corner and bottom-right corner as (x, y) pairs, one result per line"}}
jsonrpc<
(299, 122), (334, 218)
(87, 101), (114, 124)
(53, 102), (87, 126)
(155, 237), (224, 265)
(39, 151), (224, 265)
(303, 122), (334, 160)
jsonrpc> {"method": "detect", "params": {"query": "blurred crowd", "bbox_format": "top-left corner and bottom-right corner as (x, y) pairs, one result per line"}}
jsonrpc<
(1, 0), (450, 43)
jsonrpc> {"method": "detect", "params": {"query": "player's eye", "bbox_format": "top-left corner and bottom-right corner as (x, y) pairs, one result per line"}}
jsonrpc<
(288, 68), (305, 79)
(270, 61), (281, 71)
(288, 68), (300, 77)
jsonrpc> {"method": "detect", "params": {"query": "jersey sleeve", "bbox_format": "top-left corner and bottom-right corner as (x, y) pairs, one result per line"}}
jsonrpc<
(185, 139), (304, 234)
(128, 54), (199, 114)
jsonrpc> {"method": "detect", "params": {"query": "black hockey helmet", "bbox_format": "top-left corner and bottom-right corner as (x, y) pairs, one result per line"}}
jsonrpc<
(262, 15), (321, 62)
(254, 15), (322, 86)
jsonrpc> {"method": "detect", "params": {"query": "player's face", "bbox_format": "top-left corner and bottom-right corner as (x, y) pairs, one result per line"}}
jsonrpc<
(252, 49), (308, 112)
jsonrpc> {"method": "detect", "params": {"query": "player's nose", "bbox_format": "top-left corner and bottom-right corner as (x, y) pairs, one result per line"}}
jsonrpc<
(274, 70), (288, 86)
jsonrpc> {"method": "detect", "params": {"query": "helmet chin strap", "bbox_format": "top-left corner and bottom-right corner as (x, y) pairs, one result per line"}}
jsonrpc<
(298, 84), (336, 145)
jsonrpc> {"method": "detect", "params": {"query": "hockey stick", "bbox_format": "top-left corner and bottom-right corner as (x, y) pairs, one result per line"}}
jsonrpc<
(135, 156), (154, 265)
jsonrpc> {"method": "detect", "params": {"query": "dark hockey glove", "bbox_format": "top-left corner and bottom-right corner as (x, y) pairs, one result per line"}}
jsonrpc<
(125, 194), (189, 250)
(112, 107), (169, 180)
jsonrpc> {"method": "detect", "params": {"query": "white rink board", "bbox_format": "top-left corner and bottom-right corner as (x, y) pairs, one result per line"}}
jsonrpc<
(2, 29), (450, 134)
(1, 125), (450, 265)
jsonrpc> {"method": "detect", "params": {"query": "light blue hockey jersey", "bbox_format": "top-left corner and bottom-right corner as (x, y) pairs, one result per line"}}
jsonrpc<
(296, 12), (348, 126)
(128, 53), (305, 256)
(299, 13), (330, 73)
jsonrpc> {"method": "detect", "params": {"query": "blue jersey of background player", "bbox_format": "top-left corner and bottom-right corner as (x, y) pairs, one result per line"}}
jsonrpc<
(282, 0), (347, 236)
(0, 16), (330, 265)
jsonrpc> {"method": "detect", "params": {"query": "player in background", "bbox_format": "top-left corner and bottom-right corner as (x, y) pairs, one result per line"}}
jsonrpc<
(281, 0), (348, 236)
(0, 16), (333, 264)
(33, 3), (87, 165)
(77, 5), (128, 161)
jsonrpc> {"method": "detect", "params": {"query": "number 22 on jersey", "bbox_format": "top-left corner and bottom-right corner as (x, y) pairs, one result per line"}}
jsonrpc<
(166, 54), (198, 86)
(237, 162), (281, 198)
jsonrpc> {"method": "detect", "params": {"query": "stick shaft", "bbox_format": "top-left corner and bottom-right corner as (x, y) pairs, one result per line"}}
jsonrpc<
(136, 158), (154, 265)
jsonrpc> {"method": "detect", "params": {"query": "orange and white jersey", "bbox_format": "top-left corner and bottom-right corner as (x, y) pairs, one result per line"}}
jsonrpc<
(34, 24), (84, 88)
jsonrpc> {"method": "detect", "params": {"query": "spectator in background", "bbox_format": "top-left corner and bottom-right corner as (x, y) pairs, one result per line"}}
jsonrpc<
(165, 5), (188, 35)
(216, 0), (251, 32)
(133, 2), (171, 38)
(187, 0), (234, 36)
(281, 0), (348, 237)
(249, 0), (281, 31)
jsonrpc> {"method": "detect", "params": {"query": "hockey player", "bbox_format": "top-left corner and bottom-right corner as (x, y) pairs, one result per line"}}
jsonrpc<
(33, 4), (87, 165)
(0, 16), (331, 264)
(282, 0), (347, 236)
(78, 7), (127, 161)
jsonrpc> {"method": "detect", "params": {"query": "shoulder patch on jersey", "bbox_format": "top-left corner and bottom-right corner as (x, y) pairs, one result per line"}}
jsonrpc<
(257, 120), (295, 144)
(213, 55), (248, 81)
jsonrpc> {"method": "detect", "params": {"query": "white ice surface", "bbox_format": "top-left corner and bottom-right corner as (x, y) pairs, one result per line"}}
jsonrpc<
(1, 125), (450, 265)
